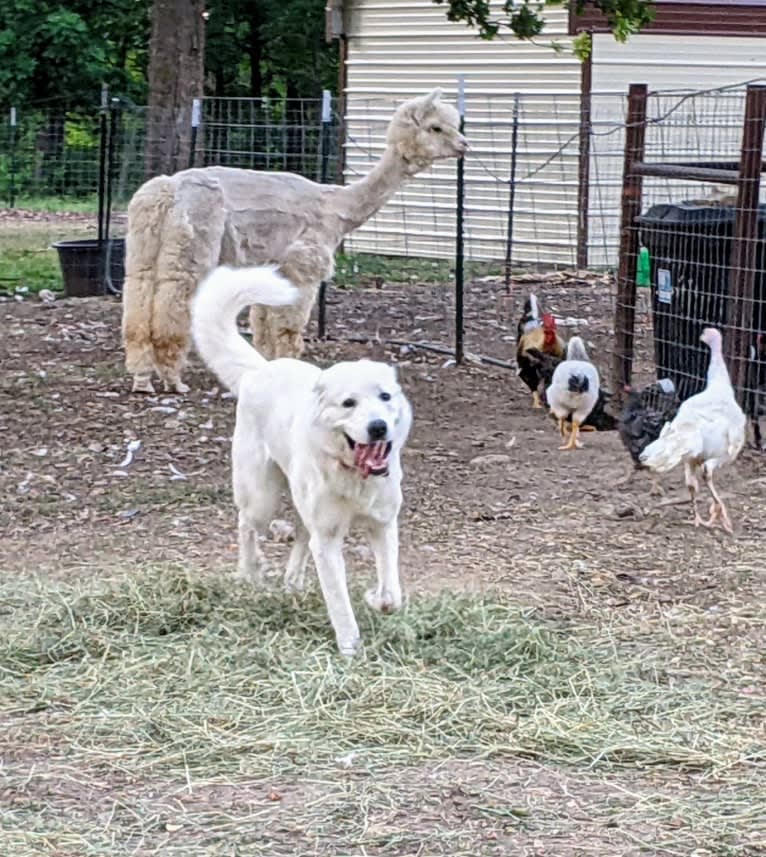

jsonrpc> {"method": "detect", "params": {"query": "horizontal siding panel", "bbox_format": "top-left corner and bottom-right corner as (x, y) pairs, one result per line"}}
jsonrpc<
(344, 0), (579, 265)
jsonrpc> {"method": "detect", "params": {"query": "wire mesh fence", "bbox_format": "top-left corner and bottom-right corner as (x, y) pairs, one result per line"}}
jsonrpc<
(1, 82), (765, 443)
(612, 82), (766, 451)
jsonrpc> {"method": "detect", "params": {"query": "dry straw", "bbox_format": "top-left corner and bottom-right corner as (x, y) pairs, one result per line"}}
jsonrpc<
(1, 566), (763, 855)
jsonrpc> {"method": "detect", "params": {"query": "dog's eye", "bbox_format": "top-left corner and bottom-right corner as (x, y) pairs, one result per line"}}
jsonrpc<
(342, 398), (356, 408)
(379, 392), (392, 402)
(431, 125), (442, 133)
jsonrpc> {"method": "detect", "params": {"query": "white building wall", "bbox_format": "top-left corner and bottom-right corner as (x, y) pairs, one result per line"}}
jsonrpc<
(342, 0), (580, 265)
(343, 2), (766, 268)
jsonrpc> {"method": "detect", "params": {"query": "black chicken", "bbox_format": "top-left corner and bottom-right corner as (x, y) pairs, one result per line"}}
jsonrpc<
(617, 378), (680, 494)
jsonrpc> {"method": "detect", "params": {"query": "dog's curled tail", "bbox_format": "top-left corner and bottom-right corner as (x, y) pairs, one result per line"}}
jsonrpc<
(192, 265), (297, 396)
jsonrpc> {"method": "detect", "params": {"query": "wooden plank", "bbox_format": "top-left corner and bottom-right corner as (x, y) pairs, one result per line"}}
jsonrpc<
(726, 84), (766, 399)
(631, 163), (741, 184)
(612, 83), (648, 404)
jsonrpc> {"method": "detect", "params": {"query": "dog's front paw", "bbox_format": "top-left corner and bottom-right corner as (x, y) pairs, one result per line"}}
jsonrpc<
(235, 561), (269, 586)
(336, 635), (363, 657)
(284, 570), (305, 594)
(364, 587), (403, 614)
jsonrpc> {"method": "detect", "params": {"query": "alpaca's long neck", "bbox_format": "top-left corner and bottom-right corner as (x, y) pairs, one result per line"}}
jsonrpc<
(335, 146), (409, 235)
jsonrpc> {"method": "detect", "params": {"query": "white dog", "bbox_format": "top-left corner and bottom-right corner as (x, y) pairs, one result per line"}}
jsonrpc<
(192, 265), (413, 655)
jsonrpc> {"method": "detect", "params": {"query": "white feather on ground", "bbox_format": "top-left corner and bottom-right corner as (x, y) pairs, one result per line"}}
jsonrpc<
(545, 336), (600, 451)
(639, 327), (745, 533)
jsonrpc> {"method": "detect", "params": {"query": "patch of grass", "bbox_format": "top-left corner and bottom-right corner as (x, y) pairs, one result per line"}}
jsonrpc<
(0, 222), (94, 294)
(0, 242), (63, 294)
(9, 194), (99, 214)
(334, 252), (503, 287)
(0, 567), (763, 854)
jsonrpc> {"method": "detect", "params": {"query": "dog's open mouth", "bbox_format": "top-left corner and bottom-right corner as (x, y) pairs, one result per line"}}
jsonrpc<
(345, 435), (392, 478)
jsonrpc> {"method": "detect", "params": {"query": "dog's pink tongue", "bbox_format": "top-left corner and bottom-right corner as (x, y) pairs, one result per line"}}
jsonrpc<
(353, 442), (388, 478)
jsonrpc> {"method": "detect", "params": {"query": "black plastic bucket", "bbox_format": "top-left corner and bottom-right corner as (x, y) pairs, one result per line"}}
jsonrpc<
(53, 238), (125, 297)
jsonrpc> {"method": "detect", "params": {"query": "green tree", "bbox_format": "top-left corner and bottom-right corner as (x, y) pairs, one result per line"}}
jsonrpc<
(145, 0), (206, 176)
(431, 0), (655, 44)
(0, 0), (149, 108)
(204, 0), (337, 100)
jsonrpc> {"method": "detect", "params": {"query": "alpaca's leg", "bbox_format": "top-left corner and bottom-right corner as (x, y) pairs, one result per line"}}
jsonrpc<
(122, 179), (177, 394)
(250, 304), (273, 359)
(150, 184), (226, 393)
(123, 274), (159, 394)
(252, 240), (334, 359)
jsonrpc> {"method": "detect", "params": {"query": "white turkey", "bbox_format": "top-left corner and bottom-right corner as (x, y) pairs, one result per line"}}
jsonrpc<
(639, 328), (746, 533)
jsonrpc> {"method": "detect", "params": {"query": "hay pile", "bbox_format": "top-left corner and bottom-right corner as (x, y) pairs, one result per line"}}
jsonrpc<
(1, 567), (763, 855)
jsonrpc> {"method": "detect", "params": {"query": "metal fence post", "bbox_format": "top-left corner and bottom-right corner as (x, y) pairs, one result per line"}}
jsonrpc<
(726, 84), (766, 400)
(503, 92), (520, 294)
(189, 98), (202, 169)
(317, 89), (332, 340)
(97, 85), (109, 243)
(612, 83), (648, 404)
(455, 75), (466, 365)
(8, 107), (18, 208)
(102, 97), (122, 296)
(577, 43), (593, 271)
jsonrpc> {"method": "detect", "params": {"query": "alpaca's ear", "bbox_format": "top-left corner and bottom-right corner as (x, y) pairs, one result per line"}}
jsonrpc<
(415, 88), (442, 120)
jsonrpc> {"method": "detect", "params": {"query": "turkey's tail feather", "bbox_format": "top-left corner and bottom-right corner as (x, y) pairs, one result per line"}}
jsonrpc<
(639, 422), (702, 473)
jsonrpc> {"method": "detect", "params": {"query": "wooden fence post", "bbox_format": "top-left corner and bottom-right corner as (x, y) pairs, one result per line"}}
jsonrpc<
(612, 83), (648, 405)
(726, 84), (766, 400)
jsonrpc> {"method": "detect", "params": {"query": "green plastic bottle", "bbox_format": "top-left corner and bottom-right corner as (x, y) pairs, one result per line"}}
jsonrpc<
(636, 246), (651, 288)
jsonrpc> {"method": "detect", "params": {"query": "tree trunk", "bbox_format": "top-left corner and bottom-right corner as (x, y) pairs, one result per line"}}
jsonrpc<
(144, 0), (206, 179)
(249, 4), (264, 98)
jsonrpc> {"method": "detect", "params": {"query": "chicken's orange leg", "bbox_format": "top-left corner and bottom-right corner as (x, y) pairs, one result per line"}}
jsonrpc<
(559, 420), (583, 450)
(558, 417), (569, 439)
(532, 390), (543, 409)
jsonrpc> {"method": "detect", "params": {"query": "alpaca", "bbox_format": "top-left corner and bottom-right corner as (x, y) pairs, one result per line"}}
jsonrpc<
(122, 89), (468, 394)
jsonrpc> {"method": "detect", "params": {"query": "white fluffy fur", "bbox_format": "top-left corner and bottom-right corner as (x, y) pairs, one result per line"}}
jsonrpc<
(192, 265), (413, 656)
(123, 89), (468, 394)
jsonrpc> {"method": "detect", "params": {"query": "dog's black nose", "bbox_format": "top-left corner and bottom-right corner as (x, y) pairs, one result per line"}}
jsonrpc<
(367, 419), (388, 441)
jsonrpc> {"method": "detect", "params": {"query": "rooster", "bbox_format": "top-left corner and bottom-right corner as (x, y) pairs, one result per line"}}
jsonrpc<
(545, 337), (600, 451)
(640, 328), (745, 533)
(617, 378), (680, 495)
(516, 293), (565, 408)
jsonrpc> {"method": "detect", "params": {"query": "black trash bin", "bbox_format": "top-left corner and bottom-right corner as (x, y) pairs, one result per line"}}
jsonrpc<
(638, 202), (766, 401)
(53, 238), (125, 298)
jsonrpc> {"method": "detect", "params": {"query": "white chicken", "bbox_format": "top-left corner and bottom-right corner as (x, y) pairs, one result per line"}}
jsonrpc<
(639, 327), (746, 534)
(546, 336), (600, 451)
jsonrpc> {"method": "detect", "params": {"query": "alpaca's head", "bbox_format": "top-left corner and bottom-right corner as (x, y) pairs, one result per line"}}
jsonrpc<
(386, 89), (468, 174)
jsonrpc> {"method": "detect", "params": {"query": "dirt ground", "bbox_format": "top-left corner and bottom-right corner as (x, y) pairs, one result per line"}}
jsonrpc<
(2, 272), (765, 856)
(2, 273), (764, 609)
